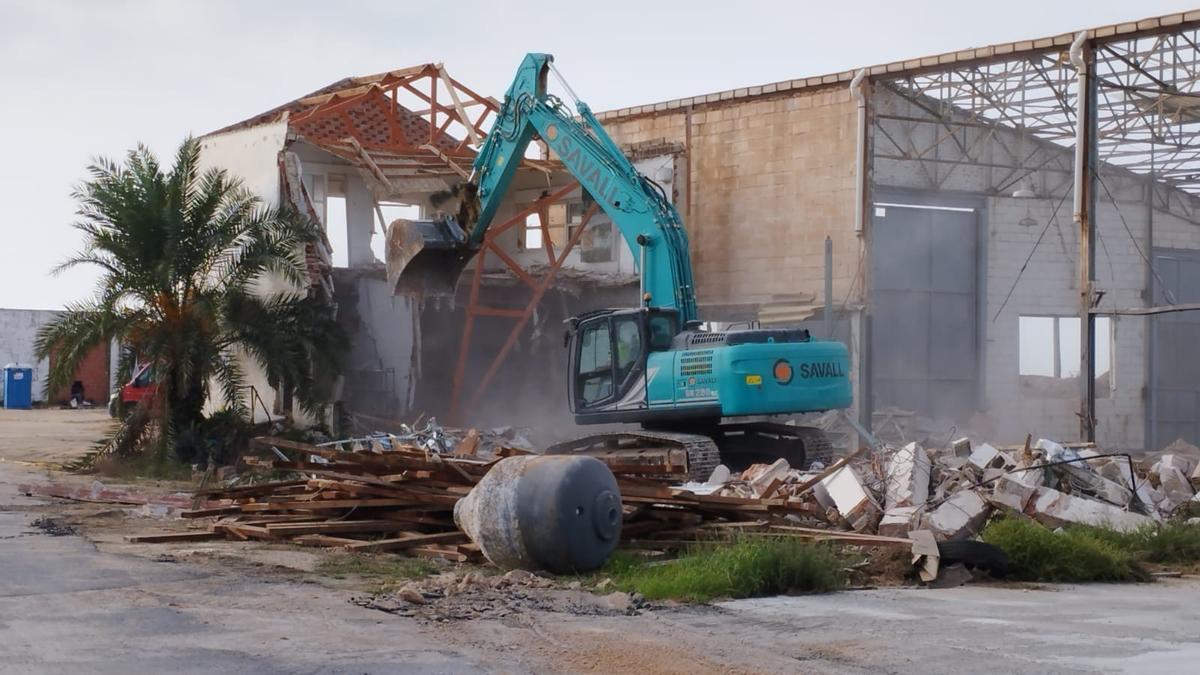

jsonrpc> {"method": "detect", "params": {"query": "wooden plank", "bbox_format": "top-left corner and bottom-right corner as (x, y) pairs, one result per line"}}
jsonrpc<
(215, 523), (272, 540)
(344, 531), (468, 552)
(408, 546), (469, 562)
(265, 520), (410, 536)
(124, 531), (222, 544)
(180, 505), (244, 519)
(291, 534), (366, 547)
(194, 479), (307, 498)
(242, 498), (438, 512)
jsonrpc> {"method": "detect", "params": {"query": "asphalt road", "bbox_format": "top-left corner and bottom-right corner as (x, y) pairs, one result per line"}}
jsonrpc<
(0, 462), (499, 675)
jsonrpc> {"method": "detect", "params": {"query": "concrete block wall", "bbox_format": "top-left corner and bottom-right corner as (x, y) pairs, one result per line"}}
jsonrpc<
(601, 87), (861, 309)
(983, 190), (1152, 447)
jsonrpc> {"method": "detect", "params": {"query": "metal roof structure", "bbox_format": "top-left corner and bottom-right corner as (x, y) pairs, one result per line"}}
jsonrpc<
(597, 11), (1200, 196)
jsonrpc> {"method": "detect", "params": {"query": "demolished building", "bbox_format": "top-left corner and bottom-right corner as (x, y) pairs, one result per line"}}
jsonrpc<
(200, 12), (1200, 453)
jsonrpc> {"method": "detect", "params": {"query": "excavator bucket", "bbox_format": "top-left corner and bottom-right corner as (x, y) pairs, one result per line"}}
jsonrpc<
(385, 218), (479, 297)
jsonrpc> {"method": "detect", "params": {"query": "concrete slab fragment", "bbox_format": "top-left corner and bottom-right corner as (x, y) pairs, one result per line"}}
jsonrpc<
(884, 442), (930, 510)
(923, 489), (991, 541)
(1030, 487), (1153, 533)
(814, 465), (880, 532)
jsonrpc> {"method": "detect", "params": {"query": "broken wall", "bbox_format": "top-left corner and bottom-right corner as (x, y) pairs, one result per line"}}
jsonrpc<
(198, 122), (329, 424)
(599, 86), (861, 310)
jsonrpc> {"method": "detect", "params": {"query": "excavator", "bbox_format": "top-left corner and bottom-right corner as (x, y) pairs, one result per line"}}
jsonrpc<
(387, 53), (852, 480)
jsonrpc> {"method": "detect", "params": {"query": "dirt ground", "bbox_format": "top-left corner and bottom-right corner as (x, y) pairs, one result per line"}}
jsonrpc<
(6, 408), (1200, 673)
(0, 408), (112, 466)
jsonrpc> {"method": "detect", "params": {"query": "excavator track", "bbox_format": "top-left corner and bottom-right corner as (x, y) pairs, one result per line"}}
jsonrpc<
(545, 423), (835, 482)
(713, 423), (834, 469)
(545, 430), (721, 483)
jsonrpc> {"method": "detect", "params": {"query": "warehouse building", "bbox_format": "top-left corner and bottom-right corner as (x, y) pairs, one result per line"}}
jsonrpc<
(200, 11), (1200, 451)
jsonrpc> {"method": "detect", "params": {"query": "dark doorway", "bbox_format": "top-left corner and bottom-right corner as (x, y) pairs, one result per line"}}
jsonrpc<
(870, 201), (981, 426)
(1151, 248), (1200, 449)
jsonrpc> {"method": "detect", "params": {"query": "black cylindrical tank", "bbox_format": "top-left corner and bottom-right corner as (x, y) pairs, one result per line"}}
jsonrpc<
(454, 455), (622, 573)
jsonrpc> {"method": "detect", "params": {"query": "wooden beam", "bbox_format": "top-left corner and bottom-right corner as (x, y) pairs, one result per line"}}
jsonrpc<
(124, 531), (223, 544)
(438, 64), (482, 147)
(343, 531), (468, 552)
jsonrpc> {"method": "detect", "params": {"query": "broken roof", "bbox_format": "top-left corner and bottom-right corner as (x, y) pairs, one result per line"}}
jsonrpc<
(206, 64), (501, 197)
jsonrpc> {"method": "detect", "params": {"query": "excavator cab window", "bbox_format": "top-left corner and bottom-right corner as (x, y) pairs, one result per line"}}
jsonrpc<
(614, 317), (643, 385)
(576, 320), (614, 407)
(647, 311), (678, 352)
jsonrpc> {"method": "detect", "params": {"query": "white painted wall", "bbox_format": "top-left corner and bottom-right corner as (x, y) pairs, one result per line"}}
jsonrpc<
(0, 308), (58, 401)
(198, 122), (312, 423)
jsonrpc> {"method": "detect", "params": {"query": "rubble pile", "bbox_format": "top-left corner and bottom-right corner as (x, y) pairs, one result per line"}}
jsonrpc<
(128, 429), (1200, 579)
(677, 436), (1200, 546)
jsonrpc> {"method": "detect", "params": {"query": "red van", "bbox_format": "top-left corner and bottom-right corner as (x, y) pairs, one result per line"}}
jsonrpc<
(107, 363), (155, 418)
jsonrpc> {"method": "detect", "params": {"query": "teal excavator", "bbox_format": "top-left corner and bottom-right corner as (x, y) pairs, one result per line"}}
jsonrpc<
(387, 54), (852, 479)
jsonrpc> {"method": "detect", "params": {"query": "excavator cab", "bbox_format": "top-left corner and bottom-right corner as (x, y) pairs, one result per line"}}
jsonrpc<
(566, 308), (679, 420)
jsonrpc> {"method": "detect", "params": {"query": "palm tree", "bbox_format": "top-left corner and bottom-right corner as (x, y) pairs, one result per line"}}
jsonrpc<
(36, 137), (346, 460)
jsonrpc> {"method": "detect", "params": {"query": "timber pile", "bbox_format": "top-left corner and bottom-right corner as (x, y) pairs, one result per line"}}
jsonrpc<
(139, 435), (505, 561)
(128, 434), (910, 559)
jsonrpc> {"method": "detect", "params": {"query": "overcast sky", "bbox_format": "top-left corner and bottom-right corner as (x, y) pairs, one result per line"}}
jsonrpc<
(1, 0), (1195, 309)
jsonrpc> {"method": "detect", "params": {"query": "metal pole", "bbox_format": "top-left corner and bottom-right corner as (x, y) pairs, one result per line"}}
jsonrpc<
(824, 235), (834, 339)
(1069, 31), (1096, 443)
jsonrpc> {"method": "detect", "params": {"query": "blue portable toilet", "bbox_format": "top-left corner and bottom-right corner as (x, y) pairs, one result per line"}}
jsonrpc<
(3, 364), (33, 410)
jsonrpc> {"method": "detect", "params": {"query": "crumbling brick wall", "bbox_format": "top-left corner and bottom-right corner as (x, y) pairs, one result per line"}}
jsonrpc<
(601, 87), (860, 309)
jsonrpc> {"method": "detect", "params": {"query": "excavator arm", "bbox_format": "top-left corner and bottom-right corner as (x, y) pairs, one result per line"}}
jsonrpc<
(387, 53), (698, 324)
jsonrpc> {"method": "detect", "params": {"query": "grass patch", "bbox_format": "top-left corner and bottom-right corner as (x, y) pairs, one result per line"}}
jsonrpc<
(603, 538), (845, 602)
(316, 553), (437, 584)
(982, 518), (1149, 582)
(1076, 521), (1200, 564)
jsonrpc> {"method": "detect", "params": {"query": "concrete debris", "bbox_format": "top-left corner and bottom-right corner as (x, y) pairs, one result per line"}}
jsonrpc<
(967, 443), (1002, 472)
(1029, 487), (1154, 533)
(705, 464), (731, 486)
(987, 474), (1039, 514)
(814, 465), (881, 532)
(884, 442), (930, 509)
(923, 489), (991, 541)
(878, 506), (920, 538)
(928, 562), (973, 589)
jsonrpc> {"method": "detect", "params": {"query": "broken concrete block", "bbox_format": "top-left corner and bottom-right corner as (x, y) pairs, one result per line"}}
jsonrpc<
(988, 474), (1039, 514)
(878, 506), (920, 538)
(746, 458), (790, 497)
(951, 437), (972, 458)
(1097, 459), (1133, 488)
(923, 489), (991, 540)
(1159, 453), (1198, 477)
(884, 442), (931, 509)
(813, 465), (881, 532)
(705, 464), (731, 486)
(967, 443), (1001, 471)
(1030, 487), (1153, 533)
(908, 529), (940, 582)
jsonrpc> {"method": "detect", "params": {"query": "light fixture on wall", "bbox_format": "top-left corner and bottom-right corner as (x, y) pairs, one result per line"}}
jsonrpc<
(1011, 177), (1037, 199)
(1011, 178), (1039, 227)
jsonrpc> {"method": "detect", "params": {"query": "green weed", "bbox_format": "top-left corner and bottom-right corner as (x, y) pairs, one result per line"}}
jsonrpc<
(603, 537), (845, 602)
(982, 518), (1149, 582)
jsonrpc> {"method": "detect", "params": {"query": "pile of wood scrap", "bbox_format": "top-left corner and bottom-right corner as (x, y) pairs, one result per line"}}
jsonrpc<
(128, 435), (911, 562)
(130, 435), (506, 562)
